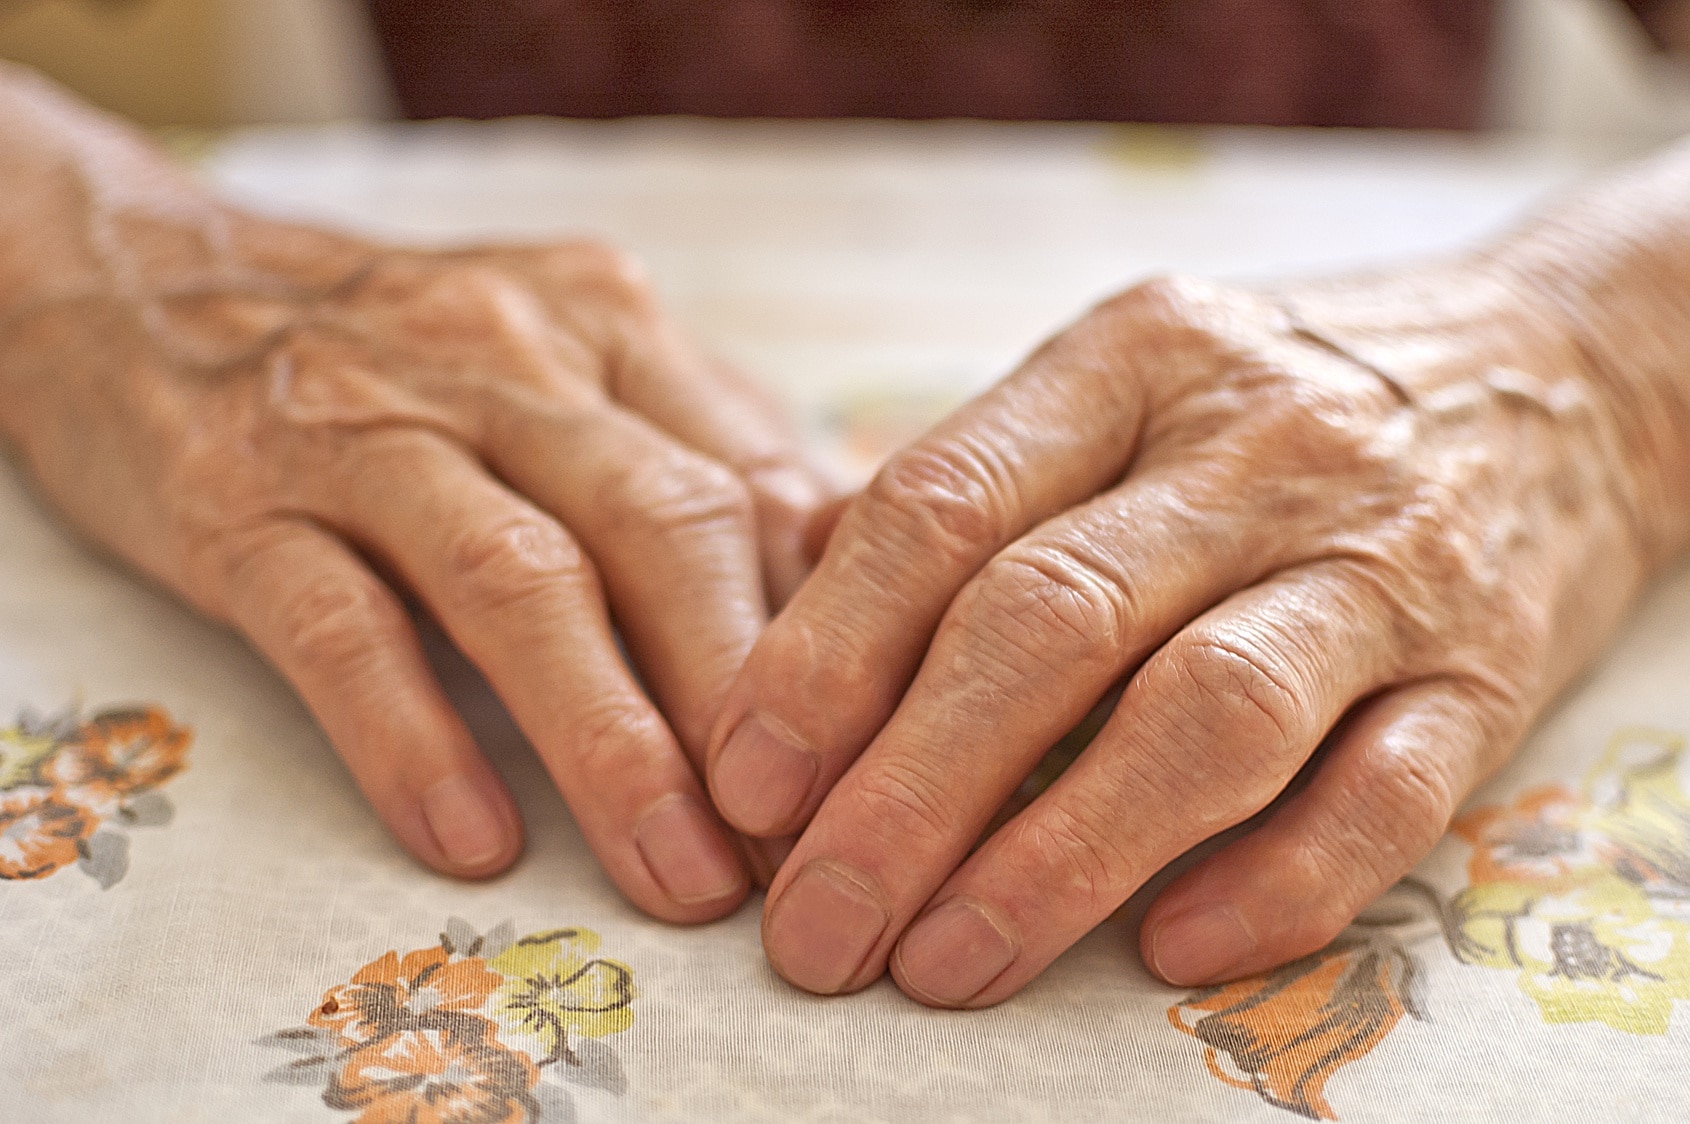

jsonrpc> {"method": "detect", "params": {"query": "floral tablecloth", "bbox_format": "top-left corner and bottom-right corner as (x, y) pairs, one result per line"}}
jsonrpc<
(3, 120), (1682, 1123)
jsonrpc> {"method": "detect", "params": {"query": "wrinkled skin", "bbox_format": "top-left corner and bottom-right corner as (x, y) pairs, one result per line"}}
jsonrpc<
(0, 66), (826, 920)
(708, 214), (1690, 1005)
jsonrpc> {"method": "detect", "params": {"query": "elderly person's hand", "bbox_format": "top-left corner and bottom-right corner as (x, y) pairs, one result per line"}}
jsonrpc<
(706, 147), (1690, 1004)
(0, 67), (827, 920)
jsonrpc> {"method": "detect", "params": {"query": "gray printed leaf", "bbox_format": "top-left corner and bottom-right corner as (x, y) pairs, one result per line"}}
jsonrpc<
(255, 1027), (337, 1054)
(533, 1077), (579, 1123)
(482, 919), (516, 960)
(119, 790), (174, 828)
(262, 1054), (338, 1086)
(564, 1038), (628, 1097)
(444, 916), (477, 956)
(77, 830), (128, 889)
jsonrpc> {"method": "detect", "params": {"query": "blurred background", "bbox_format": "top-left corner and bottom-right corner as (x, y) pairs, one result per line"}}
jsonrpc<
(0, 0), (1688, 150)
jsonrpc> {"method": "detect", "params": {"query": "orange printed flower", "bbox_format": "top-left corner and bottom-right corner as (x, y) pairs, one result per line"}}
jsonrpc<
(311, 946), (503, 1048)
(325, 1019), (538, 1124)
(1451, 784), (1606, 886)
(46, 708), (190, 813)
(266, 920), (638, 1123)
(1170, 938), (1418, 1121)
(0, 786), (93, 880)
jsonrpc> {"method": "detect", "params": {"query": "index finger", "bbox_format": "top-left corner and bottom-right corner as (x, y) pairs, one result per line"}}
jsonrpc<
(704, 311), (1155, 838)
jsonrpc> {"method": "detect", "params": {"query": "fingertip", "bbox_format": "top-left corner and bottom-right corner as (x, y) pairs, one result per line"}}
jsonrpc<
(633, 792), (752, 921)
(418, 770), (525, 879)
(709, 712), (818, 837)
(890, 896), (1020, 1009)
(801, 493), (854, 568)
(750, 463), (842, 609)
(761, 859), (890, 995)
(1141, 901), (1260, 987)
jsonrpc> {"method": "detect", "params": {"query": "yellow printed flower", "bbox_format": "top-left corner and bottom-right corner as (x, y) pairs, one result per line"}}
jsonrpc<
(0, 727), (55, 790)
(1453, 870), (1690, 1035)
(1580, 729), (1690, 900)
(489, 929), (635, 1063)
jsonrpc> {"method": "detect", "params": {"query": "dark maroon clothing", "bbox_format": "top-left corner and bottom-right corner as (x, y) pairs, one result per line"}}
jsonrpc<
(1623, 0), (1689, 46)
(365, 0), (1501, 128)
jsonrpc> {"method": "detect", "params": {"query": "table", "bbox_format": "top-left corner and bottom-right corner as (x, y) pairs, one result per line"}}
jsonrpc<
(3, 119), (1682, 1123)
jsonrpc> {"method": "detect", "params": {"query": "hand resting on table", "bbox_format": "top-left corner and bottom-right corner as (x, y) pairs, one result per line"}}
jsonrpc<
(0, 64), (828, 922)
(709, 145), (1690, 1006)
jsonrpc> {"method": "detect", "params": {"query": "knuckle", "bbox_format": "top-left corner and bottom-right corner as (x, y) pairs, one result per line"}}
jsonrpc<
(1094, 274), (1235, 340)
(863, 440), (1012, 560)
(1176, 634), (1305, 750)
(1103, 273), (1202, 318)
(849, 758), (957, 843)
(446, 516), (586, 616)
(420, 263), (522, 331)
(1282, 840), (1368, 945)
(598, 455), (755, 541)
(763, 613), (881, 711)
(964, 547), (1130, 674)
(220, 524), (398, 677)
(1286, 743), (1459, 926)
(1004, 799), (1126, 916)
(275, 574), (393, 676)
(1143, 634), (1308, 809)
(1360, 742), (1458, 854)
(569, 241), (655, 308)
(566, 696), (666, 776)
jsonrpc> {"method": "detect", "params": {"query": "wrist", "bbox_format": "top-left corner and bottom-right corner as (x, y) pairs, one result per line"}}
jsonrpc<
(1276, 243), (1688, 575)
(0, 65), (382, 452)
(1482, 205), (1690, 570)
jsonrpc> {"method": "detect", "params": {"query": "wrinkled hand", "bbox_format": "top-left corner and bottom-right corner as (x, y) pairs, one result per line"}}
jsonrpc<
(706, 266), (1655, 1005)
(3, 196), (826, 919)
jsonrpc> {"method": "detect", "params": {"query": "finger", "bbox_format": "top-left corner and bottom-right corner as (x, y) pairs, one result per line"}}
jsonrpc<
(752, 461), (1305, 996)
(803, 494), (853, 568)
(316, 430), (749, 922)
(221, 517), (522, 877)
(879, 563), (1399, 1008)
(485, 395), (799, 883)
(480, 397), (766, 761)
(708, 325), (1155, 837)
(1139, 679), (1517, 986)
(720, 443), (1284, 848)
(617, 339), (835, 609)
(498, 243), (835, 607)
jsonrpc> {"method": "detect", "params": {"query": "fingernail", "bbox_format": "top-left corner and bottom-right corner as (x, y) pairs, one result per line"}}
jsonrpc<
(635, 794), (747, 906)
(1150, 904), (1258, 986)
(764, 860), (888, 994)
(894, 897), (1019, 1007)
(712, 713), (818, 836)
(421, 774), (511, 870)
